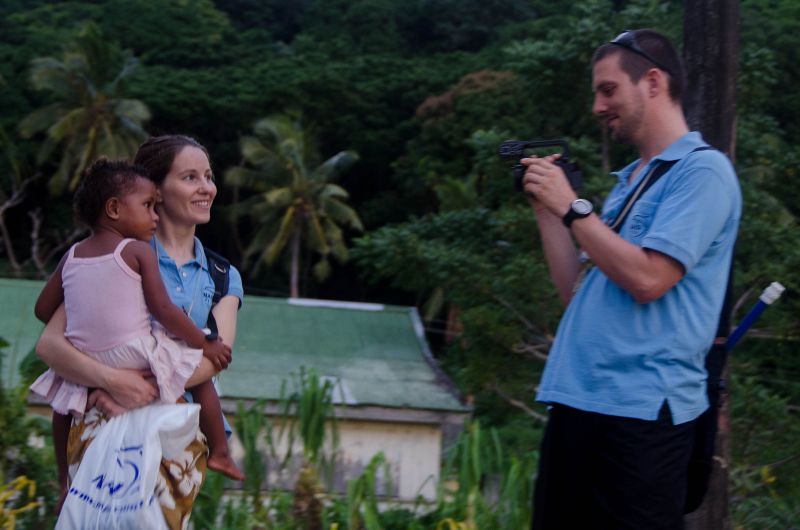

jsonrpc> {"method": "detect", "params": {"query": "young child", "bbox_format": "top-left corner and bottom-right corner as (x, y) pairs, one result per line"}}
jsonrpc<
(30, 158), (245, 511)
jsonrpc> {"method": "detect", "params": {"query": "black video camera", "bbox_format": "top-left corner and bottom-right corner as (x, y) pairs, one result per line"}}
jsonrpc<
(497, 139), (583, 193)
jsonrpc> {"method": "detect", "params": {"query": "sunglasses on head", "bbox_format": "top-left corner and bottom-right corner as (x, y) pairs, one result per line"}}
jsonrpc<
(610, 30), (673, 76)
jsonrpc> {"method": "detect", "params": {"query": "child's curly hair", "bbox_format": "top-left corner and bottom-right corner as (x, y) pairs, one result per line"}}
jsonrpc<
(74, 157), (151, 227)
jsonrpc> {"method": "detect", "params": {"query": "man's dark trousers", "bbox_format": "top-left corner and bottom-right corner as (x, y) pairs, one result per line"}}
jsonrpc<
(532, 402), (697, 530)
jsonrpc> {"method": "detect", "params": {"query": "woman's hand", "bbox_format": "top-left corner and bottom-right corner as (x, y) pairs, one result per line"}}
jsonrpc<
(104, 369), (159, 409)
(87, 373), (158, 417)
(87, 389), (129, 417)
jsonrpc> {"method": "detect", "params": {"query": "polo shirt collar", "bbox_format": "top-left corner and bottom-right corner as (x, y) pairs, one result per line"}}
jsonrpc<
(611, 131), (708, 186)
(150, 236), (209, 272)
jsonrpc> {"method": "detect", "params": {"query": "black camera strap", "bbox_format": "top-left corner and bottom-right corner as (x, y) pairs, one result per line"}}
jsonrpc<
(572, 145), (716, 296)
(608, 146), (713, 233)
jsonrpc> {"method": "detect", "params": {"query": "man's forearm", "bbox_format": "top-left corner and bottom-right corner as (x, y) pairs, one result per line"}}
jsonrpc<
(570, 215), (683, 303)
(534, 206), (581, 305)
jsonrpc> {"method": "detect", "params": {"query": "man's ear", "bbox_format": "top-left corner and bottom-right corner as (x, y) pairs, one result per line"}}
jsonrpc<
(646, 68), (665, 97)
(155, 189), (163, 203)
(105, 197), (121, 220)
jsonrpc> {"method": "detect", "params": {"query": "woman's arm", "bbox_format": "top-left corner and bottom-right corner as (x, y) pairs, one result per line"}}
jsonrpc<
(212, 295), (239, 349)
(184, 295), (239, 388)
(36, 304), (159, 408)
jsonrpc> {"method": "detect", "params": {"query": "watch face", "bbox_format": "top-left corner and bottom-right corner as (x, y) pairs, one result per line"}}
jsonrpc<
(573, 199), (593, 215)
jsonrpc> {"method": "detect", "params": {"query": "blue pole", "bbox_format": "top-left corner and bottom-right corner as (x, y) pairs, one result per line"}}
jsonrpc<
(726, 282), (785, 351)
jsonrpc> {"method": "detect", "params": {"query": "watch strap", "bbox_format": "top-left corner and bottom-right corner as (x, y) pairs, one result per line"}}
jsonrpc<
(562, 200), (592, 228)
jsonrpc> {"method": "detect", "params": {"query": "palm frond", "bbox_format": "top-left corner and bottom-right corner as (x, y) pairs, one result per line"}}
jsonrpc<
(319, 183), (349, 200)
(265, 206), (298, 265)
(48, 155), (73, 196)
(28, 57), (78, 96)
(322, 198), (364, 231)
(18, 104), (65, 138)
(239, 135), (274, 167)
(47, 107), (90, 143)
(114, 98), (151, 124)
(304, 211), (330, 255)
(312, 150), (359, 182)
(312, 258), (332, 281)
(264, 187), (294, 208)
(254, 115), (299, 146)
(108, 56), (140, 92)
(324, 220), (349, 263)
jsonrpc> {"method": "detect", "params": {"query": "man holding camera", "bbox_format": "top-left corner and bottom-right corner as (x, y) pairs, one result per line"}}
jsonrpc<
(522, 29), (741, 529)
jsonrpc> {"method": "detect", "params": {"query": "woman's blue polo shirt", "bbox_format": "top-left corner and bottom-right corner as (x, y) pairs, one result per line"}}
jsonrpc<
(536, 132), (741, 424)
(151, 236), (243, 328)
(151, 236), (244, 435)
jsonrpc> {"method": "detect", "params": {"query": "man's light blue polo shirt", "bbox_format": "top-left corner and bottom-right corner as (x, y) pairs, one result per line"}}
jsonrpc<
(536, 132), (741, 424)
(151, 236), (244, 435)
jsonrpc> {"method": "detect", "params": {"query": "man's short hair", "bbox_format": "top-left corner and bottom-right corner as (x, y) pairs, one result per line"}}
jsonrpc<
(592, 29), (685, 102)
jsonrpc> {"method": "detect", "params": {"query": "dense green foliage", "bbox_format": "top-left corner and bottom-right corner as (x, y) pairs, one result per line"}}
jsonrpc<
(1, 0), (798, 526)
(0, 341), (58, 528)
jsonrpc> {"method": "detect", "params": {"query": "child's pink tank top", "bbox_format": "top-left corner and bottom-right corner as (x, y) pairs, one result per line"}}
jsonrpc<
(63, 238), (152, 353)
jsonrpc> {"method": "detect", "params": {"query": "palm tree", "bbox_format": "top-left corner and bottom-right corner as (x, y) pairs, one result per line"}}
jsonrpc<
(18, 22), (150, 195)
(226, 114), (362, 298)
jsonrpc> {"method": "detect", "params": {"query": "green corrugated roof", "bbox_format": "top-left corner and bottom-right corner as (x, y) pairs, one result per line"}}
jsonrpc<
(0, 279), (46, 389)
(0, 279), (469, 412)
(221, 296), (468, 412)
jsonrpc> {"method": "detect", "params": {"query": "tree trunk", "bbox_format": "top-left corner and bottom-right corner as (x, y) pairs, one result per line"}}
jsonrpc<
(290, 226), (301, 298)
(682, 2), (740, 529)
(0, 210), (21, 275)
(683, 0), (740, 160)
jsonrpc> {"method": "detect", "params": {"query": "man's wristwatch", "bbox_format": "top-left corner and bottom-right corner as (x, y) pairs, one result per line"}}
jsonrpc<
(562, 198), (594, 228)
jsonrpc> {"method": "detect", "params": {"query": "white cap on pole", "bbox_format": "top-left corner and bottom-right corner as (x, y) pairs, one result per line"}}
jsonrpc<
(759, 282), (785, 305)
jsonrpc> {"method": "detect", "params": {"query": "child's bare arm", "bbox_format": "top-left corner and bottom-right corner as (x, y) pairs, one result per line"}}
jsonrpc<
(128, 241), (207, 346)
(126, 242), (232, 370)
(34, 254), (68, 323)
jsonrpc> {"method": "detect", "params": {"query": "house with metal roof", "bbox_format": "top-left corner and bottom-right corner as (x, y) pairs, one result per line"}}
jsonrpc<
(0, 278), (471, 501)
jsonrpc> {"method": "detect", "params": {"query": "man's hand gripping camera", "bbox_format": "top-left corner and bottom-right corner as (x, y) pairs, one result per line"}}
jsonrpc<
(497, 139), (584, 194)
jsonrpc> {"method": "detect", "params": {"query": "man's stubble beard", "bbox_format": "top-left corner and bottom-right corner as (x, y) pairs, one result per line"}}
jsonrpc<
(610, 91), (646, 146)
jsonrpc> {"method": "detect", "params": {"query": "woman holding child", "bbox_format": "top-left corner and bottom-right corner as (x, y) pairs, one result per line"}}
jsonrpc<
(35, 135), (242, 528)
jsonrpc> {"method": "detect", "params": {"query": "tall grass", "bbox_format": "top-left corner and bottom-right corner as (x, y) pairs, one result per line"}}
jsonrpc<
(435, 421), (535, 530)
(192, 371), (539, 529)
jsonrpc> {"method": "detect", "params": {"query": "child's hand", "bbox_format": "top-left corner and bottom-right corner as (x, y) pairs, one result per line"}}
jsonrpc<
(202, 338), (232, 371)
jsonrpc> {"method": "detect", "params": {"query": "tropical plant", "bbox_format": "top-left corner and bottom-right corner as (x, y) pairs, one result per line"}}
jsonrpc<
(233, 399), (274, 518)
(278, 369), (338, 530)
(18, 22), (150, 195)
(343, 452), (388, 530)
(0, 339), (58, 528)
(0, 476), (39, 530)
(226, 114), (362, 297)
(434, 420), (535, 530)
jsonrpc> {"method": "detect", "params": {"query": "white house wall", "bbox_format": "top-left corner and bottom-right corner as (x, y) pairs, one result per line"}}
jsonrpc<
(229, 418), (441, 501)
